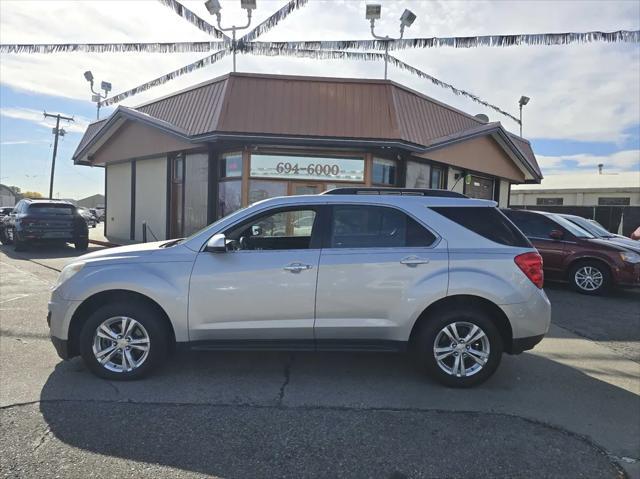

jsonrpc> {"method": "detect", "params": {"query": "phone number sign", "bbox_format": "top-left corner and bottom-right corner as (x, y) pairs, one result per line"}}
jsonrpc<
(250, 154), (364, 181)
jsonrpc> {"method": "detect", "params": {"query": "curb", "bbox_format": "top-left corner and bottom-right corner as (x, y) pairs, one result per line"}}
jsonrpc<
(88, 239), (120, 248)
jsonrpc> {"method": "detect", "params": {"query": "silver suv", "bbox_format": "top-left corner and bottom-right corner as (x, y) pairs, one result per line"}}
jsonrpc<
(48, 189), (550, 387)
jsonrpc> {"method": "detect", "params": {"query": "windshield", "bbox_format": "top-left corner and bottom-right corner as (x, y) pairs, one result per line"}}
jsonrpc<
(549, 214), (595, 238)
(565, 216), (612, 237)
(28, 204), (74, 215)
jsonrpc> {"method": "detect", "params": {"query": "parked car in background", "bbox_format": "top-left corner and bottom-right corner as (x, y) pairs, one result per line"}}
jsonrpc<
(77, 207), (97, 228)
(503, 209), (640, 295)
(89, 208), (100, 222)
(632, 226), (640, 241)
(0, 199), (88, 251)
(48, 189), (551, 387)
(560, 214), (640, 253)
(0, 206), (14, 219)
(94, 207), (105, 222)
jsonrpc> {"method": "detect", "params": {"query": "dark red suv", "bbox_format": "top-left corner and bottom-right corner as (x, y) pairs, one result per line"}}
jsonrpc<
(503, 209), (640, 295)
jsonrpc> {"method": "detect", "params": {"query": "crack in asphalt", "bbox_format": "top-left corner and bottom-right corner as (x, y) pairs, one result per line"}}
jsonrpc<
(277, 353), (294, 405)
(0, 398), (628, 477)
(31, 424), (51, 452)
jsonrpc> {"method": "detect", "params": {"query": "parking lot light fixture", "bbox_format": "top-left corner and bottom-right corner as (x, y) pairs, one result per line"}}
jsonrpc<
(366, 4), (417, 79)
(204, 0), (255, 72)
(518, 95), (530, 136)
(84, 71), (112, 120)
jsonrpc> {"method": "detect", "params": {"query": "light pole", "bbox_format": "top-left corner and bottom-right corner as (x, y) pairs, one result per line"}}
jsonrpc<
(518, 95), (530, 136)
(366, 4), (416, 80)
(84, 71), (112, 120)
(204, 0), (256, 72)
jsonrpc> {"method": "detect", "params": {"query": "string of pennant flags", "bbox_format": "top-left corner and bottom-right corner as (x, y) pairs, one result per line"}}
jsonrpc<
(1, 0), (638, 124)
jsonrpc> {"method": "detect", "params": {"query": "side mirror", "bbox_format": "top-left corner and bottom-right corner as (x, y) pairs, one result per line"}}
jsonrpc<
(549, 229), (564, 240)
(206, 233), (227, 252)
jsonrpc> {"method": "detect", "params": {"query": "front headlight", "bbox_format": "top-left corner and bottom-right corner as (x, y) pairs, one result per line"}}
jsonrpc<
(54, 262), (85, 288)
(619, 251), (640, 264)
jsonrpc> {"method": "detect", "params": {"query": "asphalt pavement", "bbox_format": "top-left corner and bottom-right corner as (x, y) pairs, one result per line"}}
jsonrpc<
(0, 243), (638, 478)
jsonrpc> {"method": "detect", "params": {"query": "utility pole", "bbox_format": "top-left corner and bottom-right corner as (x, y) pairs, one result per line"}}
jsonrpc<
(44, 111), (74, 199)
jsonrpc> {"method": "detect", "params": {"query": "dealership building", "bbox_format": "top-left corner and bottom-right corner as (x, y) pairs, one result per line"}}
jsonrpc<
(72, 72), (542, 244)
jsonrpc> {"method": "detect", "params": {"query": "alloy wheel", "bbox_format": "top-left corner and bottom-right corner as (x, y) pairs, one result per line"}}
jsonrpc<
(92, 316), (151, 373)
(574, 266), (603, 291)
(433, 321), (490, 378)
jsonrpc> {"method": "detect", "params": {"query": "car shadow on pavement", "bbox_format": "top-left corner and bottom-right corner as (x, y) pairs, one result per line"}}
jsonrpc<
(35, 349), (637, 478)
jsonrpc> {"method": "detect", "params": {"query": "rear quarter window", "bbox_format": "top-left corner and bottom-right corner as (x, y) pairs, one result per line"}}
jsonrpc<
(431, 206), (532, 247)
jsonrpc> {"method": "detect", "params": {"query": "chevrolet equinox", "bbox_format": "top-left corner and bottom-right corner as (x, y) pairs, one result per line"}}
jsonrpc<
(48, 189), (550, 388)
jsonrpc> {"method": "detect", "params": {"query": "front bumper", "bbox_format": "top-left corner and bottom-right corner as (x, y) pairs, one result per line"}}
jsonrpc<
(510, 334), (545, 354)
(614, 262), (640, 287)
(48, 290), (81, 359)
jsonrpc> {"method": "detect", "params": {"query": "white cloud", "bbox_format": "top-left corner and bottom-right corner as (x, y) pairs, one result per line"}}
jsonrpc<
(0, 0), (638, 144)
(537, 149), (640, 174)
(0, 107), (90, 133)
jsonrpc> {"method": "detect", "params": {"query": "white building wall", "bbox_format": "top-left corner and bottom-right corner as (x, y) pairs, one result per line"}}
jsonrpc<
(106, 162), (132, 242)
(509, 189), (640, 207)
(135, 157), (167, 242)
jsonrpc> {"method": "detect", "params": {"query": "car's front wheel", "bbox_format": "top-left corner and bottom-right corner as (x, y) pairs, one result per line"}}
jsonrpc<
(79, 301), (169, 380)
(569, 261), (610, 295)
(414, 308), (503, 388)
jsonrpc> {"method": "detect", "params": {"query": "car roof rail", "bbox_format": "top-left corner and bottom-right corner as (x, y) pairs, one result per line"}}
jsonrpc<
(322, 187), (467, 198)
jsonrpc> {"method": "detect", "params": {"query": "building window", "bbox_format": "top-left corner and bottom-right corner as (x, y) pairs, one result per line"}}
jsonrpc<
(249, 180), (288, 204)
(219, 152), (243, 178)
(465, 175), (494, 200)
(536, 197), (564, 206)
(184, 152), (208, 236)
(218, 181), (242, 218)
(372, 157), (397, 185)
(405, 161), (430, 188)
(598, 197), (630, 206)
(250, 154), (364, 182)
(430, 165), (444, 189)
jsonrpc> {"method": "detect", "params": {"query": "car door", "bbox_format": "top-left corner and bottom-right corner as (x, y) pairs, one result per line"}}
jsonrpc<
(188, 205), (325, 344)
(314, 204), (448, 346)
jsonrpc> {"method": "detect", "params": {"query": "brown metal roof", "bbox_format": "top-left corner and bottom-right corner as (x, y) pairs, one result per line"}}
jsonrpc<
(73, 72), (541, 179)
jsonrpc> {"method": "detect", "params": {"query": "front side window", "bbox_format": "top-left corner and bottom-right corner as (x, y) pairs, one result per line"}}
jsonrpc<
(226, 208), (318, 251)
(329, 205), (436, 248)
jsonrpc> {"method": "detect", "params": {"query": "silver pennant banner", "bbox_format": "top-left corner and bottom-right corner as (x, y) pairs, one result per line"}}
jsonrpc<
(240, 0), (309, 43)
(251, 29), (640, 52)
(243, 45), (520, 123)
(0, 42), (223, 54)
(102, 50), (229, 107)
(157, 0), (229, 40)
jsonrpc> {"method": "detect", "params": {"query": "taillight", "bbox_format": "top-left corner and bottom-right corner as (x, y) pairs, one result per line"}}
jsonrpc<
(514, 252), (544, 289)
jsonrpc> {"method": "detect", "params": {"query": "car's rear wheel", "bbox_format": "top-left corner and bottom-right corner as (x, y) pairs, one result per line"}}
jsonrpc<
(74, 238), (88, 251)
(79, 302), (169, 380)
(13, 231), (27, 251)
(414, 309), (503, 388)
(569, 261), (610, 295)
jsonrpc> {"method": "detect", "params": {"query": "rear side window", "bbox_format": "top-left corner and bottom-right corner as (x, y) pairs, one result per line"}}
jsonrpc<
(28, 203), (75, 215)
(330, 205), (436, 248)
(432, 207), (531, 247)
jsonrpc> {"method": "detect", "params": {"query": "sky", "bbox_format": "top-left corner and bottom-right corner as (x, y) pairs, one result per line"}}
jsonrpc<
(0, 0), (639, 200)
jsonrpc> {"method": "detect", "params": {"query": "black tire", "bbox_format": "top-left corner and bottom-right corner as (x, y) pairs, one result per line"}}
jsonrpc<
(413, 308), (503, 388)
(568, 260), (610, 295)
(79, 301), (169, 380)
(13, 232), (27, 251)
(74, 238), (89, 251)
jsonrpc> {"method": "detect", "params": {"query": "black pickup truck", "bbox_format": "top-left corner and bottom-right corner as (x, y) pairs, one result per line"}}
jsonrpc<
(0, 199), (88, 251)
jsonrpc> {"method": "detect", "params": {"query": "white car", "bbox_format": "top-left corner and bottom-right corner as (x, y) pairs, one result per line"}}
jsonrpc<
(48, 188), (550, 387)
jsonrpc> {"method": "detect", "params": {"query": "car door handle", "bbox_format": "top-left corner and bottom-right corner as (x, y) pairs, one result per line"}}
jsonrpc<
(283, 263), (313, 273)
(400, 256), (430, 266)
